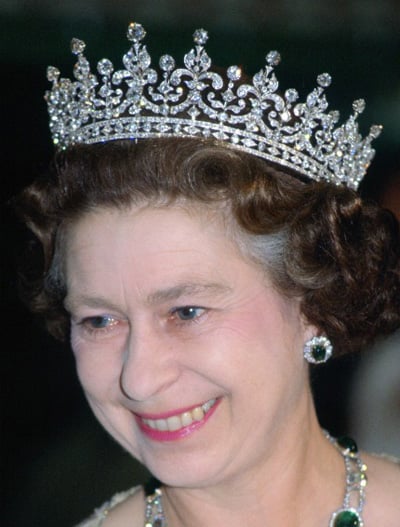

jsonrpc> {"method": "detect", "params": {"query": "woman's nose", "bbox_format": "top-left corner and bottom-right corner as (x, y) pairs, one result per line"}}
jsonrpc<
(119, 328), (180, 402)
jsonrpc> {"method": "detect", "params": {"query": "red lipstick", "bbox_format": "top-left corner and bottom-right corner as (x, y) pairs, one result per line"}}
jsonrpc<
(134, 398), (220, 442)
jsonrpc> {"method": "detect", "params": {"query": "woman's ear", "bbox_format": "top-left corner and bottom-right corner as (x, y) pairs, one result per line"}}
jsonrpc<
(301, 315), (320, 343)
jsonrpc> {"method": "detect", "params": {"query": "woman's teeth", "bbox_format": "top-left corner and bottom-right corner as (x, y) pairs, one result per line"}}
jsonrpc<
(142, 399), (217, 432)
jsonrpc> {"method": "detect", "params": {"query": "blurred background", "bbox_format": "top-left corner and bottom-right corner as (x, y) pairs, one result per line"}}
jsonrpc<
(1, 1), (399, 526)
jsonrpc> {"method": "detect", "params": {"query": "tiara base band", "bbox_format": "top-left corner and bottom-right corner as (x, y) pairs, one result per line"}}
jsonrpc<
(76, 117), (338, 183)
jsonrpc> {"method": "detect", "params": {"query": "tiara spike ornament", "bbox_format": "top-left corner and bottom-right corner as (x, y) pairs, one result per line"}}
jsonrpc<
(45, 22), (382, 189)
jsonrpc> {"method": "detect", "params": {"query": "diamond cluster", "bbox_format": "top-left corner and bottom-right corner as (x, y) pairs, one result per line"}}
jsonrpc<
(46, 22), (382, 189)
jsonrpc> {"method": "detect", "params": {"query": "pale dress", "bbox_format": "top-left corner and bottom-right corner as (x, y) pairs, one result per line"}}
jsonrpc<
(75, 487), (140, 527)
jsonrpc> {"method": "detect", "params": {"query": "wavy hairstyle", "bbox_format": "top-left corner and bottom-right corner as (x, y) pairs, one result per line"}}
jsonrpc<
(16, 137), (400, 354)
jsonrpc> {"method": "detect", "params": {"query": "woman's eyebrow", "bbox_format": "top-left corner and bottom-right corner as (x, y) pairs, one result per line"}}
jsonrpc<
(63, 283), (232, 312)
(63, 294), (122, 314)
(145, 282), (232, 305)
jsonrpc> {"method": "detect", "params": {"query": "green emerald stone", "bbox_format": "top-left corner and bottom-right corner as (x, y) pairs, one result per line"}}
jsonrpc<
(337, 436), (358, 453)
(311, 344), (326, 361)
(333, 510), (361, 527)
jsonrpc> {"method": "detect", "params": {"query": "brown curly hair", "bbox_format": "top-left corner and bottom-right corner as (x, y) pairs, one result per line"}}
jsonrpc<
(16, 137), (400, 354)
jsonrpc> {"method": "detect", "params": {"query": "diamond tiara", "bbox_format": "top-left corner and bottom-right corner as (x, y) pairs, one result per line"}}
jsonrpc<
(45, 22), (382, 189)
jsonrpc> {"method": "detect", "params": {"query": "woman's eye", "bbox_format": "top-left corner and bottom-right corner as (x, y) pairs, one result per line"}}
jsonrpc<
(80, 315), (119, 332)
(172, 306), (206, 321)
(71, 313), (127, 343)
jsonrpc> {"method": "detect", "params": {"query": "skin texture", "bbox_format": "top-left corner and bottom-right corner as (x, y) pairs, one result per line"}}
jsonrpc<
(64, 203), (400, 527)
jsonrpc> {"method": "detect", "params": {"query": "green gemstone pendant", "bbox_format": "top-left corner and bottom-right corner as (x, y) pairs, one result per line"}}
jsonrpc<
(331, 509), (362, 527)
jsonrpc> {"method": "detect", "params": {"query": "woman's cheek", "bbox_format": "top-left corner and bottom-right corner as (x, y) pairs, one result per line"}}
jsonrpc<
(70, 328), (127, 389)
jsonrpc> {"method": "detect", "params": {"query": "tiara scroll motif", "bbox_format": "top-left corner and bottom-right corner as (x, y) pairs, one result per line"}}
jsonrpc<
(45, 22), (382, 189)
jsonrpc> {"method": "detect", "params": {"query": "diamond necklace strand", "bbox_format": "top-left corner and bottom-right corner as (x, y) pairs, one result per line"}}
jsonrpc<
(144, 433), (367, 527)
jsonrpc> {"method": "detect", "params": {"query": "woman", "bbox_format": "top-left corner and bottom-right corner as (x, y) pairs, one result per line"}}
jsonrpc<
(17, 23), (400, 526)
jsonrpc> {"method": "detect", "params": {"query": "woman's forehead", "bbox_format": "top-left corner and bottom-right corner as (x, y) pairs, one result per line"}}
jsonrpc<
(65, 200), (238, 249)
(63, 204), (272, 304)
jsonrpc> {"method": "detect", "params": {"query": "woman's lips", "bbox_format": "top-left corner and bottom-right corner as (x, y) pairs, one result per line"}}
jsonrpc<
(134, 398), (219, 441)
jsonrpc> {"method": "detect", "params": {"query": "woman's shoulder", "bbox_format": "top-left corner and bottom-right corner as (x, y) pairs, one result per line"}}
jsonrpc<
(75, 485), (145, 527)
(362, 451), (400, 526)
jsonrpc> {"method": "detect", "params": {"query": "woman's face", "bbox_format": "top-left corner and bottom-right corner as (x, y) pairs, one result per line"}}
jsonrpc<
(65, 203), (314, 488)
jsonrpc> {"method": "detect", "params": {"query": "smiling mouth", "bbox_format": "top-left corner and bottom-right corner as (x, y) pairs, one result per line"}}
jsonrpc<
(138, 398), (218, 434)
